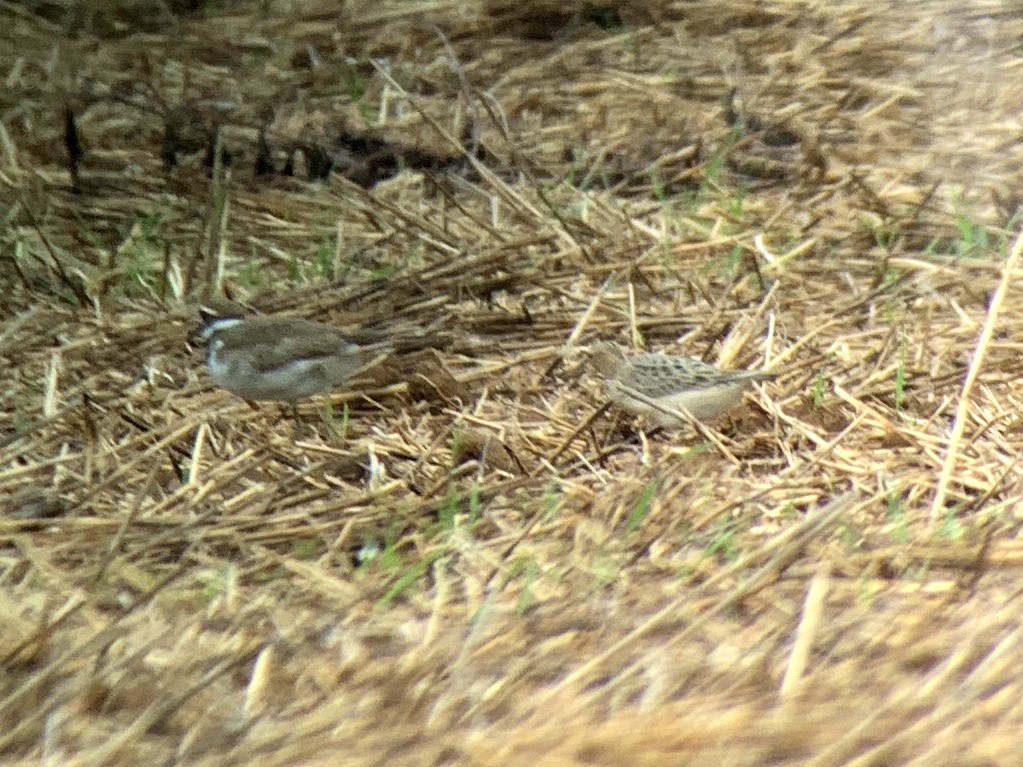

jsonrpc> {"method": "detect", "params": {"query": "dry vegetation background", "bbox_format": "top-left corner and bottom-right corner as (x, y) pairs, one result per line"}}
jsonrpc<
(4, 0), (1023, 764)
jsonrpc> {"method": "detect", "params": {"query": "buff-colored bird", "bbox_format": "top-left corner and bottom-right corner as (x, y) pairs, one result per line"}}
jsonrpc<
(590, 343), (772, 427)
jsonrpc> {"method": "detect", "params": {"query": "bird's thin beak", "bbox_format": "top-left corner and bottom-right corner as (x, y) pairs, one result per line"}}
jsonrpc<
(185, 326), (205, 349)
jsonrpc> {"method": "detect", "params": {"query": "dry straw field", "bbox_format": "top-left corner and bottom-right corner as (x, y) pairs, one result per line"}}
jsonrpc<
(4, 0), (1023, 764)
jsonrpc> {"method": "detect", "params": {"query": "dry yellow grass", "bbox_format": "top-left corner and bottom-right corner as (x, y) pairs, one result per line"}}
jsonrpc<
(3, 0), (1023, 764)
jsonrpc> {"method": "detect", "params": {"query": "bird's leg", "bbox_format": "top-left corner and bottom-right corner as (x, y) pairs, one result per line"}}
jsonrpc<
(286, 400), (311, 439)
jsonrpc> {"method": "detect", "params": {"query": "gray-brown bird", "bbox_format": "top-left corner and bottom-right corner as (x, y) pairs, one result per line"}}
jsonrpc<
(197, 301), (377, 405)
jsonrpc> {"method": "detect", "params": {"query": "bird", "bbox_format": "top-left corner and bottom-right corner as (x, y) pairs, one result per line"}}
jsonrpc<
(197, 300), (381, 406)
(589, 343), (773, 427)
